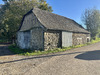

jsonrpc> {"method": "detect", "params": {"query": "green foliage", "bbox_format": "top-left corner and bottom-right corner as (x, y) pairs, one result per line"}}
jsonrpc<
(91, 38), (100, 44)
(38, 0), (53, 12)
(0, 0), (52, 40)
(81, 7), (100, 38)
(8, 44), (32, 54)
(9, 38), (100, 56)
(0, 39), (11, 43)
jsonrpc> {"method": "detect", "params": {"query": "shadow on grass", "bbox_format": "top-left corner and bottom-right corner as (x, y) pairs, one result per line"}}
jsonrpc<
(75, 50), (100, 60)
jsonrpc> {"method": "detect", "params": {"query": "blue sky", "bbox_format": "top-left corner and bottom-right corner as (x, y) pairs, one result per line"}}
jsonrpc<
(46, 0), (100, 27)
(0, 0), (100, 27)
(0, 0), (4, 4)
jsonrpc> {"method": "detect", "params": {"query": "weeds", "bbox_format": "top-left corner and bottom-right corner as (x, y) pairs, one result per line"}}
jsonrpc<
(8, 38), (100, 56)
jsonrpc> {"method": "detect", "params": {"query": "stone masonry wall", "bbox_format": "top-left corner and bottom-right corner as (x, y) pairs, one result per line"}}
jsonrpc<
(30, 28), (44, 50)
(18, 12), (45, 50)
(44, 30), (61, 50)
(72, 33), (90, 46)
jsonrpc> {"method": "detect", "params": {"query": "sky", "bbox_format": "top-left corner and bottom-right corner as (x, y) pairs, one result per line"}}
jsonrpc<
(0, 0), (100, 27)
(0, 0), (4, 4)
(46, 0), (100, 27)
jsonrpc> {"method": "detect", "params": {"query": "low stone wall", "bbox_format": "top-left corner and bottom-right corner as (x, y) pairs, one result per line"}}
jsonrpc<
(44, 30), (61, 50)
(72, 33), (90, 45)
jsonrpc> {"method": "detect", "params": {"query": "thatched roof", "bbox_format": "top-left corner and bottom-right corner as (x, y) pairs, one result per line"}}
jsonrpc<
(19, 8), (90, 33)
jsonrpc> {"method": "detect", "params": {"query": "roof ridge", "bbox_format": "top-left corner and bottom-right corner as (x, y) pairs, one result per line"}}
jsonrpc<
(33, 7), (86, 30)
(33, 7), (74, 21)
(19, 7), (90, 33)
(32, 7), (89, 33)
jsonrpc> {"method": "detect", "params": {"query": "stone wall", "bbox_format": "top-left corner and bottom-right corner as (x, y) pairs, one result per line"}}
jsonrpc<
(72, 33), (90, 45)
(44, 30), (61, 50)
(30, 28), (44, 50)
(17, 27), (44, 50)
(18, 11), (45, 50)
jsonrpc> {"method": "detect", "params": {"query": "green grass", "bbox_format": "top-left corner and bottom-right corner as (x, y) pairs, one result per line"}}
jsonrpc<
(8, 38), (100, 56)
(0, 40), (7, 43)
(0, 39), (11, 43)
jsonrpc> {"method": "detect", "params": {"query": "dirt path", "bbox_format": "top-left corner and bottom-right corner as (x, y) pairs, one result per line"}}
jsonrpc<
(0, 42), (100, 75)
(0, 44), (53, 75)
(24, 42), (100, 75)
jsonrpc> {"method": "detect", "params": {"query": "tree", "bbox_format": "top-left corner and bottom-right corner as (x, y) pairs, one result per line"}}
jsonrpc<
(81, 8), (100, 38)
(38, 0), (53, 12)
(0, 4), (9, 39)
(0, 0), (52, 41)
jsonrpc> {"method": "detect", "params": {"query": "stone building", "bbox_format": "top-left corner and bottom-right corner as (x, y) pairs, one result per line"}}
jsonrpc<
(17, 8), (90, 50)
